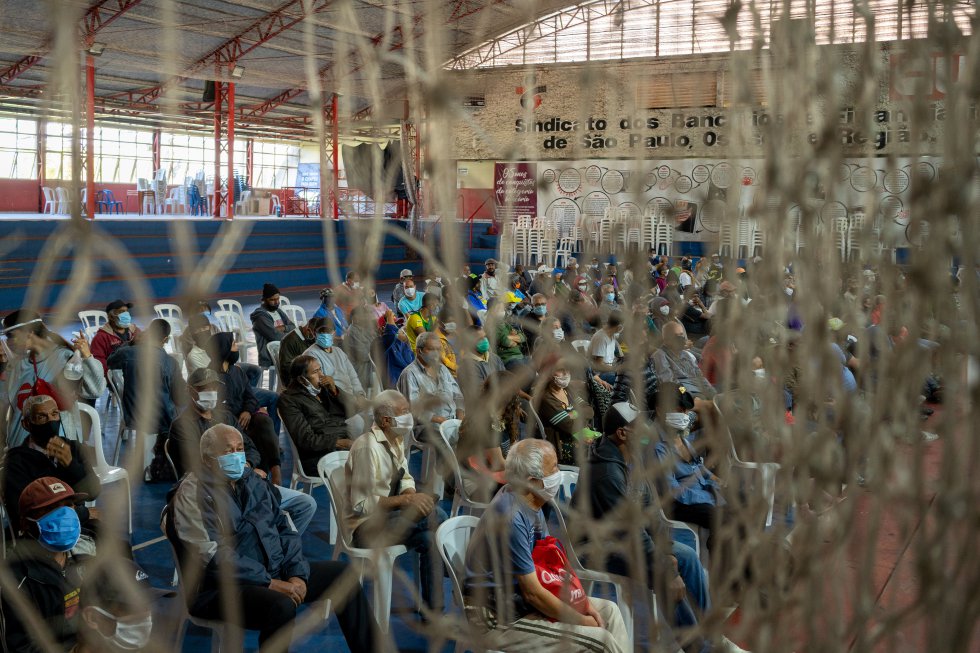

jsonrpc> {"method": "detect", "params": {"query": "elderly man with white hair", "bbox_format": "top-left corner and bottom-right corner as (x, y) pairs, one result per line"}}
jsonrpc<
(463, 439), (630, 652)
(345, 389), (447, 612)
(168, 424), (377, 651)
(396, 331), (464, 441)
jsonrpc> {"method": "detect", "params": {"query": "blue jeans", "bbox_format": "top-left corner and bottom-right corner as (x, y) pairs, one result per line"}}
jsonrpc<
(277, 485), (317, 535)
(672, 539), (708, 626)
(254, 387), (281, 435)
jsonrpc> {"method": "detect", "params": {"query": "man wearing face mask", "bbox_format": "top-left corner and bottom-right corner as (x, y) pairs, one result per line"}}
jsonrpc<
(523, 293), (552, 352)
(463, 439), (630, 652)
(249, 283), (295, 371)
(346, 390), (447, 612)
(313, 287), (350, 342)
(90, 299), (140, 379)
(405, 292), (440, 351)
(277, 317), (325, 386)
(494, 293), (530, 371)
(168, 367), (260, 479)
(168, 425), (378, 651)
(278, 355), (353, 474)
(335, 271), (364, 318)
(397, 332), (465, 442)
(1, 478), (90, 651)
(397, 278), (425, 318)
(652, 322), (716, 400)
(577, 403), (749, 653)
(479, 258), (500, 304)
(4, 395), (101, 535)
(457, 325), (506, 405)
(301, 320), (368, 414)
(74, 560), (156, 653)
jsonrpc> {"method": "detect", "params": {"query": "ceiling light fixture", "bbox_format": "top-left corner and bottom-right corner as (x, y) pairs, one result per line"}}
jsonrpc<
(231, 65), (245, 79)
(86, 42), (106, 57)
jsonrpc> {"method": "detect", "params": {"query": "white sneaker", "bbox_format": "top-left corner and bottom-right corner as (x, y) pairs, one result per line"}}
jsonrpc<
(717, 637), (751, 653)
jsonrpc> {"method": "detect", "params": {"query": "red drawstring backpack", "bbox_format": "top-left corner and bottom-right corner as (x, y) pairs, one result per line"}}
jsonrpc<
(15, 356), (71, 412)
(531, 536), (591, 620)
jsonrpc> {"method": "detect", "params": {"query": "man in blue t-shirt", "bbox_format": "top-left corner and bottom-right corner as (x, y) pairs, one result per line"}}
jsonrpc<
(462, 439), (630, 652)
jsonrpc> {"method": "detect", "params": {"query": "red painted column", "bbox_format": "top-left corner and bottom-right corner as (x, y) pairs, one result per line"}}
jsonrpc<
(226, 80), (235, 220)
(245, 138), (254, 188)
(85, 56), (96, 220)
(213, 81), (222, 219)
(331, 92), (339, 220)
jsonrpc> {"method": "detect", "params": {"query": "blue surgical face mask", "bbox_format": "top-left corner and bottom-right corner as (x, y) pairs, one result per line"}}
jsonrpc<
(216, 451), (247, 480)
(116, 311), (132, 327)
(605, 292), (616, 303)
(33, 505), (81, 552)
(316, 332), (333, 349)
(532, 305), (548, 316)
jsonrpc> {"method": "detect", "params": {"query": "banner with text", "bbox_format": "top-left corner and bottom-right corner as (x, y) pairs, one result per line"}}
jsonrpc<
(493, 162), (537, 221)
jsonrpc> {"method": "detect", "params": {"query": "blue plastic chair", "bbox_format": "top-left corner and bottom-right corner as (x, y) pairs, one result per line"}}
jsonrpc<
(96, 189), (123, 214)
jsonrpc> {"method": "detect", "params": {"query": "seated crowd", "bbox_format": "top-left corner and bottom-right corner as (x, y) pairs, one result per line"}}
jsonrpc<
(0, 253), (951, 652)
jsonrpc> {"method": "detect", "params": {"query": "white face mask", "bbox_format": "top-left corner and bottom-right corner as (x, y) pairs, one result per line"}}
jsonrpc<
(405, 287), (417, 298)
(665, 412), (691, 431)
(753, 368), (767, 378)
(389, 412), (414, 437)
(301, 377), (320, 397)
(785, 287), (795, 297)
(538, 471), (562, 500)
(91, 608), (153, 651)
(195, 390), (218, 411)
(553, 373), (571, 388)
(443, 322), (457, 333)
(552, 328), (565, 341)
(659, 304), (671, 316)
(351, 282), (361, 289)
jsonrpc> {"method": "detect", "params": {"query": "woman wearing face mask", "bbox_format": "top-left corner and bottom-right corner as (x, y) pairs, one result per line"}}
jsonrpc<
(2, 310), (104, 449)
(534, 361), (598, 465)
(653, 383), (725, 554)
(572, 275), (598, 309)
(3, 477), (89, 651)
(183, 312), (216, 374)
(208, 332), (282, 486)
(436, 306), (459, 377)
(381, 309), (415, 388)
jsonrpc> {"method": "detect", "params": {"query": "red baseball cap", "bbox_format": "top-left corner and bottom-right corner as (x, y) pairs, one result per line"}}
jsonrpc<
(18, 477), (87, 527)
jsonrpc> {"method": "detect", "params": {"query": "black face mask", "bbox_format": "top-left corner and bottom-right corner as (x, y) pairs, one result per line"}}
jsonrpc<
(29, 420), (61, 449)
(226, 350), (240, 366)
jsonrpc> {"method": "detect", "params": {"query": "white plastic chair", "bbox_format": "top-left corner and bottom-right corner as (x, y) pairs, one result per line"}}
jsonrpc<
(431, 423), (489, 517)
(318, 451), (409, 633)
(78, 403), (132, 533)
(42, 186), (56, 214)
(435, 516), (492, 653)
(279, 420), (335, 545)
(54, 187), (69, 214)
(278, 295), (291, 305)
(266, 341), (281, 391)
(162, 508), (245, 651)
(79, 310), (108, 336)
(235, 189), (253, 216)
(550, 501), (637, 645)
(280, 304), (307, 328)
(557, 466), (579, 504)
(211, 309), (254, 363)
(571, 339), (591, 354)
(154, 304), (183, 321)
(713, 397), (780, 529)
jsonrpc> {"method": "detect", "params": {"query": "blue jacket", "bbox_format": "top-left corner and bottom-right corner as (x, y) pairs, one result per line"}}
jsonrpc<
(197, 468), (308, 590)
(381, 324), (414, 388)
(653, 432), (720, 507)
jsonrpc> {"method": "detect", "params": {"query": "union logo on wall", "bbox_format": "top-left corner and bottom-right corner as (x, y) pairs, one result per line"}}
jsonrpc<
(517, 73), (547, 109)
